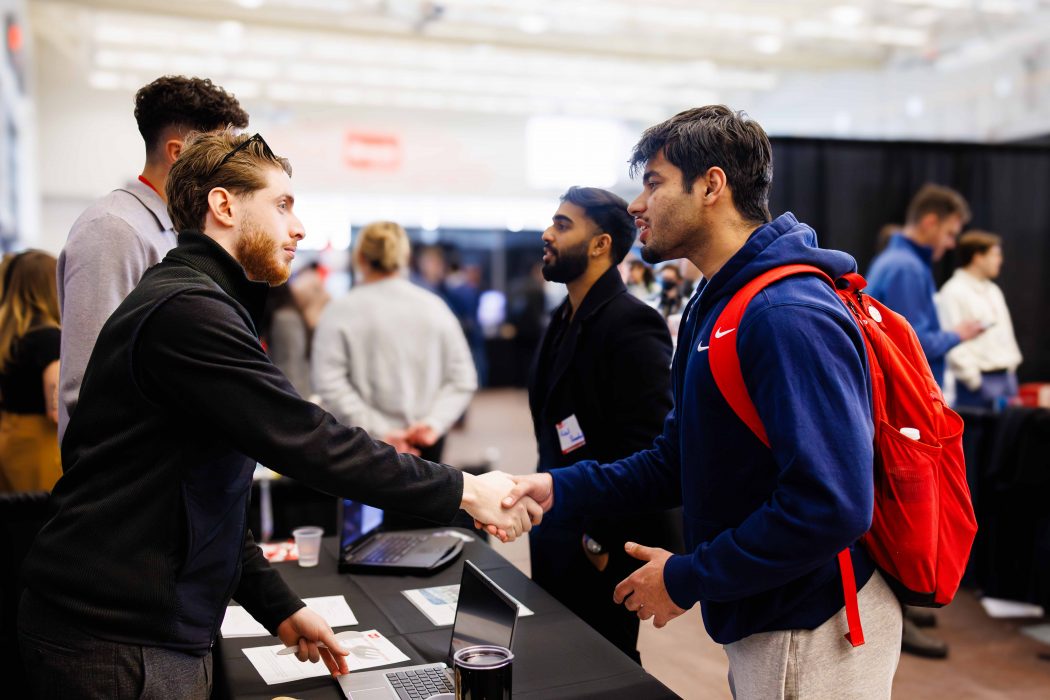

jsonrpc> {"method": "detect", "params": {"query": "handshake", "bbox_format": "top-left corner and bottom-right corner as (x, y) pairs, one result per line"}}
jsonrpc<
(459, 471), (554, 542)
(459, 471), (687, 629)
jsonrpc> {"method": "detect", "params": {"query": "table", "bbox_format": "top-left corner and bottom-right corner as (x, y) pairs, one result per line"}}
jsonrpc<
(215, 533), (679, 699)
(958, 405), (1050, 608)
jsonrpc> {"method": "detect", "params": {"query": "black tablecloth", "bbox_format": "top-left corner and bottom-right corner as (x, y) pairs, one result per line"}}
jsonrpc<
(958, 406), (1050, 608)
(215, 534), (679, 699)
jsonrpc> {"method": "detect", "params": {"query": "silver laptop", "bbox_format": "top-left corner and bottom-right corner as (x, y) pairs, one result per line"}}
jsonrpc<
(337, 560), (519, 700)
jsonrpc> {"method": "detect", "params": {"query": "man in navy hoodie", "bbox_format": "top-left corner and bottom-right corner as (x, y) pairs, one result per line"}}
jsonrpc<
(500, 106), (903, 697)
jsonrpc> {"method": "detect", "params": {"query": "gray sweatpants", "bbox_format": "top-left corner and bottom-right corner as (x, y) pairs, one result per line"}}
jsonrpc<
(724, 571), (902, 700)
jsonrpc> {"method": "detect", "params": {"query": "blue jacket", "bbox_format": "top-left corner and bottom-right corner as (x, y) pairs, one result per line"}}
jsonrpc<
(866, 234), (959, 386)
(550, 213), (876, 645)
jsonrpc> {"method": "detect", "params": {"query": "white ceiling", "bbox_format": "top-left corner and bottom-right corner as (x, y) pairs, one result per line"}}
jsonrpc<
(29, 0), (1050, 131)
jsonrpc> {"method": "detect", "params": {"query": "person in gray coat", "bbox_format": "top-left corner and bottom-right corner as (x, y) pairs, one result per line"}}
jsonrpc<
(57, 76), (248, 440)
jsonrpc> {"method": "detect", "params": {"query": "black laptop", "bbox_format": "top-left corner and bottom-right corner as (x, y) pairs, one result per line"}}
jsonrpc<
(337, 560), (519, 700)
(337, 499), (463, 575)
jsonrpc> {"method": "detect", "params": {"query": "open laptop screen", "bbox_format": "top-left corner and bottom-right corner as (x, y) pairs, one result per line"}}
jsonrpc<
(447, 561), (519, 665)
(339, 499), (384, 551)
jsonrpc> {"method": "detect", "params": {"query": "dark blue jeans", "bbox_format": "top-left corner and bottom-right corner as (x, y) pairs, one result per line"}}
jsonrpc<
(954, 370), (1018, 411)
(18, 590), (212, 699)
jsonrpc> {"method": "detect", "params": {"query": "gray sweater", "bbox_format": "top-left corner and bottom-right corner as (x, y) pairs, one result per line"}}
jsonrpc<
(312, 277), (477, 439)
(56, 180), (177, 440)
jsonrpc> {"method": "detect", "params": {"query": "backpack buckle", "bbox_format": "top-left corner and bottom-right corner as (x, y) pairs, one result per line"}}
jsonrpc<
(836, 272), (866, 291)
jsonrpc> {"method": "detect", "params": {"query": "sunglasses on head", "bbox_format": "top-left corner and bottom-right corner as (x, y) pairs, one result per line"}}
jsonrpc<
(207, 133), (275, 180)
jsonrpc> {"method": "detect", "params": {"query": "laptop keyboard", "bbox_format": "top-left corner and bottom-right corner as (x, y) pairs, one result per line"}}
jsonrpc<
(361, 534), (427, 564)
(386, 667), (453, 699)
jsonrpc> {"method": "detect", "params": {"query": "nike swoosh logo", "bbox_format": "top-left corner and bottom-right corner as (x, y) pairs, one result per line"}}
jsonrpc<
(697, 342), (709, 352)
(714, 327), (736, 339)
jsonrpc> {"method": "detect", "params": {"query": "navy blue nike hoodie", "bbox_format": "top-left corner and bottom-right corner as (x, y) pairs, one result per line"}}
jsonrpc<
(550, 212), (876, 644)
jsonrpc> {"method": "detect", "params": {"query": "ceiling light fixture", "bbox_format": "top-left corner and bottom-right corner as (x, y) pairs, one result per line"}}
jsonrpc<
(829, 5), (866, 26)
(517, 14), (550, 34)
(754, 35), (783, 55)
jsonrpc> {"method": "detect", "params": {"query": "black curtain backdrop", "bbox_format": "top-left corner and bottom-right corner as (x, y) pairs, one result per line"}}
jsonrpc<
(768, 137), (1050, 384)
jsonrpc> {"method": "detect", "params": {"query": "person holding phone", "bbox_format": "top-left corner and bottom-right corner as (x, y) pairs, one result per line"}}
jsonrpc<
(937, 230), (1023, 409)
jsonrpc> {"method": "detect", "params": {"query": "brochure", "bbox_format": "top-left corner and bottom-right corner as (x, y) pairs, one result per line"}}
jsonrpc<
(402, 583), (534, 627)
(243, 629), (409, 685)
(222, 594), (359, 637)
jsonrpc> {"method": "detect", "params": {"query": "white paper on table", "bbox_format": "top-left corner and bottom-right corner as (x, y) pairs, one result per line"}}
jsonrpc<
(431, 529), (476, 543)
(243, 630), (410, 685)
(980, 596), (1045, 618)
(1021, 623), (1050, 646)
(222, 595), (358, 638)
(220, 606), (270, 638)
(305, 595), (358, 627)
(242, 643), (331, 685)
(402, 584), (534, 627)
(403, 584), (459, 626)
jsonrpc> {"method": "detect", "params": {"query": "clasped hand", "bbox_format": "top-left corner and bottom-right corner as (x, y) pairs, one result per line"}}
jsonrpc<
(382, 423), (438, 457)
(460, 471), (544, 542)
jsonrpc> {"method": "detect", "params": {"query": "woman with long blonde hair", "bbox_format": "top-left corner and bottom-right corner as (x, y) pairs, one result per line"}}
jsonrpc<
(0, 250), (62, 491)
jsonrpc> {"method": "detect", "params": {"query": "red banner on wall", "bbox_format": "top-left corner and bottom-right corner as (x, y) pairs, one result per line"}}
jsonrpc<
(344, 131), (402, 171)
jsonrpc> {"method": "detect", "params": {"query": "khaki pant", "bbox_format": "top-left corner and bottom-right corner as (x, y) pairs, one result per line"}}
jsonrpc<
(0, 411), (61, 492)
(724, 571), (902, 700)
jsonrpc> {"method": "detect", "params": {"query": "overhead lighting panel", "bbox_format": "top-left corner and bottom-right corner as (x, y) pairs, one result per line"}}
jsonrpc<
(70, 3), (779, 120)
(829, 5), (866, 26)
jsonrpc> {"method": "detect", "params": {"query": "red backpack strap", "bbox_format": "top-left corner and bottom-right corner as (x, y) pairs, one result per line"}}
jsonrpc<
(708, 263), (866, 648)
(708, 264), (833, 447)
(838, 549), (865, 646)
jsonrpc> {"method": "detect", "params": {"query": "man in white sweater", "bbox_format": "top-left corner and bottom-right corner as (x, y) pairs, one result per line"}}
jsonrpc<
(937, 230), (1023, 409)
(312, 222), (477, 463)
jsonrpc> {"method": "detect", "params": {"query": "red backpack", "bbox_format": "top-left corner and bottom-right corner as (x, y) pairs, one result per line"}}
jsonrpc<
(708, 264), (978, 647)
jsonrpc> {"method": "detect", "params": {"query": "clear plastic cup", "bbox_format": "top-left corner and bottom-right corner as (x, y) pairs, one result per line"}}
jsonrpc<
(292, 526), (324, 567)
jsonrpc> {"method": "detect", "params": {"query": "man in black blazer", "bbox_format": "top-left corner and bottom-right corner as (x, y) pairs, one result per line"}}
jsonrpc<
(528, 186), (679, 663)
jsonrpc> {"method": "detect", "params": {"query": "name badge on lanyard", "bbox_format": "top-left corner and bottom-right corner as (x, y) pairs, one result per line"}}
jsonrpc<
(556, 414), (586, 454)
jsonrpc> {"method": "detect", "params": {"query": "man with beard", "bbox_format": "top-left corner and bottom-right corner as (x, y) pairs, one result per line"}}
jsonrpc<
(502, 108), (902, 697)
(18, 130), (538, 699)
(527, 186), (677, 663)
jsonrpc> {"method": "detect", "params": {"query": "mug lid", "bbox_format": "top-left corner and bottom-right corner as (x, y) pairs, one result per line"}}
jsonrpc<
(453, 644), (514, 669)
